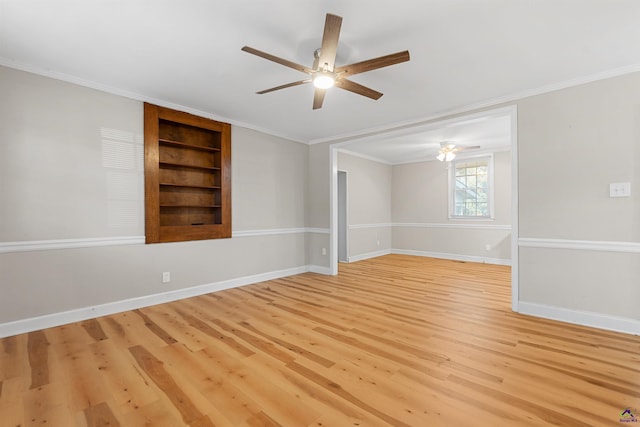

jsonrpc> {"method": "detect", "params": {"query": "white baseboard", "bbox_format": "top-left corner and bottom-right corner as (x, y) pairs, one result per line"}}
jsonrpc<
(391, 248), (511, 266)
(0, 265), (309, 338)
(518, 301), (640, 336)
(5, 260), (636, 339)
(307, 265), (334, 275)
(348, 249), (392, 263)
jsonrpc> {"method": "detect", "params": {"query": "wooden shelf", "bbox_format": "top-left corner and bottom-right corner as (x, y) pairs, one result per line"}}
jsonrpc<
(160, 204), (222, 208)
(159, 183), (221, 189)
(145, 103), (231, 243)
(159, 161), (220, 171)
(159, 138), (221, 152)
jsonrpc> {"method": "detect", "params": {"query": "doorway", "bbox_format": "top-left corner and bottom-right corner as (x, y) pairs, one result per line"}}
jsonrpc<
(329, 105), (518, 312)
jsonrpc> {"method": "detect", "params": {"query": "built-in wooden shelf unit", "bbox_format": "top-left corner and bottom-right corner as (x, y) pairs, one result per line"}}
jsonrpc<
(144, 103), (231, 243)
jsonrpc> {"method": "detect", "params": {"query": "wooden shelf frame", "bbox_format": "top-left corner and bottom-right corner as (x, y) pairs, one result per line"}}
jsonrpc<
(144, 103), (231, 243)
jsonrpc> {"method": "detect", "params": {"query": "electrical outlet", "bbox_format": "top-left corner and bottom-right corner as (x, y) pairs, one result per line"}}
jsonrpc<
(609, 182), (631, 198)
(377, 240), (380, 246)
(162, 272), (171, 283)
(322, 247), (327, 255)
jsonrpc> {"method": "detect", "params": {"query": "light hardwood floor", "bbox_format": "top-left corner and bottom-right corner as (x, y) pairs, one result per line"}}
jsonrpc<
(1, 255), (639, 426)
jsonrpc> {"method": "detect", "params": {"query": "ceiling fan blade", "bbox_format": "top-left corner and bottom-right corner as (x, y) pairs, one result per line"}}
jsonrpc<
(317, 14), (342, 71)
(241, 46), (313, 74)
(313, 88), (326, 110)
(335, 79), (383, 100)
(334, 50), (410, 78)
(256, 79), (311, 94)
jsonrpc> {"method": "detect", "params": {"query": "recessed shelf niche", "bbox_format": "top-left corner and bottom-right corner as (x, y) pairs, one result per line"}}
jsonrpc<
(144, 103), (231, 243)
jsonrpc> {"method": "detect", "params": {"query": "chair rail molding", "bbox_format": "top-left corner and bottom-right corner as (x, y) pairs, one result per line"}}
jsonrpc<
(0, 236), (145, 254)
(393, 222), (511, 230)
(0, 228), (332, 253)
(519, 237), (640, 253)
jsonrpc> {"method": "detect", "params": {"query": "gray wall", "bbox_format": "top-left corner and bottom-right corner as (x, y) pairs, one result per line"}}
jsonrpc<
(0, 66), (309, 327)
(517, 72), (640, 324)
(392, 150), (512, 263)
(337, 152), (392, 260)
(335, 150), (511, 264)
(306, 142), (331, 270)
(232, 126), (307, 230)
(0, 66), (144, 241)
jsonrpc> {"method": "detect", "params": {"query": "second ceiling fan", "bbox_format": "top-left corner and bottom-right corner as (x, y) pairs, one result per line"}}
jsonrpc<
(437, 142), (481, 162)
(241, 13), (410, 109)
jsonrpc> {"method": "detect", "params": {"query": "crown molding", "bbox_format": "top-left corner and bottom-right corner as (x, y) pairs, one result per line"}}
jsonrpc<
(337, 148), (392, 165)
(3, 57), (639, 147)
(0, 58), (305, 145)
(310, 64), (640, 145)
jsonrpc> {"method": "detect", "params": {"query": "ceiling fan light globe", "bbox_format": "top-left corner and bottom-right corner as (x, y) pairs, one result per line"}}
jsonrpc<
(436, 153), (446, 162)
(445, 152), (456, 162)
(313, 73), (335, 89)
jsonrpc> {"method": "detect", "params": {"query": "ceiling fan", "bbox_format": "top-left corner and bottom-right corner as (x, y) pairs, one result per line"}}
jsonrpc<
(241, 13), (410, 109)
(436, 142), (480, 162)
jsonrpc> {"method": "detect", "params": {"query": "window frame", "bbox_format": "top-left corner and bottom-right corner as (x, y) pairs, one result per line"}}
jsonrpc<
(448, 154), (495, 220)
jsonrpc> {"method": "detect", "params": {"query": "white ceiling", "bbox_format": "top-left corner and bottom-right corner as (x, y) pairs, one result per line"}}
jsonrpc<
(340, 111), (512, 164)
(2, 0), (640, 147)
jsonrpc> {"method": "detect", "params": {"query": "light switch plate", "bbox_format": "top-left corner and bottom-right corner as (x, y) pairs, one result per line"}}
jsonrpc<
(609, 182), (631, 198)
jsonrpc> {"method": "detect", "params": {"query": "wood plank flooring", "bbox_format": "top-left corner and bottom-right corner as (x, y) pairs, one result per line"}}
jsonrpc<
(1, 254), (639, 426)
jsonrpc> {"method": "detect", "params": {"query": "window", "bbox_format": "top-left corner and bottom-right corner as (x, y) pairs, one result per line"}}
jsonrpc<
(449, 155), (493, 219)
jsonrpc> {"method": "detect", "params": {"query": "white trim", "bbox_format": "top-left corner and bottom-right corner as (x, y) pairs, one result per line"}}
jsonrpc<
(0, 265), (312, 338)
(348, 249), (393, 263)
(307, 265), (333, 275)
(518, 302), (640, 336)
(232, 228), (307, 237)
(0, 236), (145, 254)
(510, 106), (519, 312)
(336, 148), (392, 165)
(519, 238), (640, 253)
(391, 248), (511, 266)
(393, 223), (511, 231)
(0, 229), (332, 254)
(349, 223), (393, 230)
(306, 227), (331, 234)
(350, 222), (512, 231)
